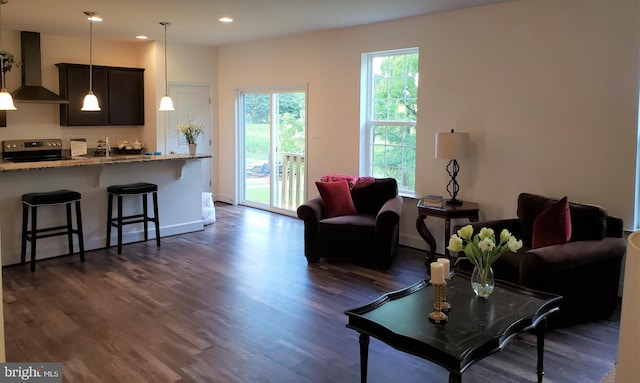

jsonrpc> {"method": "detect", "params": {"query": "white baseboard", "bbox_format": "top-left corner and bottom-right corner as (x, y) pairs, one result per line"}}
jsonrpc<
(2, 221), (205, 266)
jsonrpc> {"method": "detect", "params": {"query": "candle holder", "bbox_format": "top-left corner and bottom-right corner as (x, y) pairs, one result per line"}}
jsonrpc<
(429, 282), (448, 324)
(441, 276), (451, 313)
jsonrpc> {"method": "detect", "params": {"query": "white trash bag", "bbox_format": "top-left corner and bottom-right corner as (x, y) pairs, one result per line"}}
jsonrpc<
(202, 192), (216, 225)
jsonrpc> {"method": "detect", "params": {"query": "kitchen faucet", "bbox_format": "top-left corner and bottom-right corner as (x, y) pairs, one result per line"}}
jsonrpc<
(105, 137), (110, 158)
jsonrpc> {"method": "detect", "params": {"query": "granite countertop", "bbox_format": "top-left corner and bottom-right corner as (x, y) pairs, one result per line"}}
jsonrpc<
(0, 153), (211, 172)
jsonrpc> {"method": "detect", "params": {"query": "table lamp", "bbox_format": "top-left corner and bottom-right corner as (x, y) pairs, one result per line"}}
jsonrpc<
(435, 129), (469, 205)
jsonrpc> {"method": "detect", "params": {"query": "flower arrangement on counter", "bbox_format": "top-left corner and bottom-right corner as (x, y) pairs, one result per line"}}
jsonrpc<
(176, 118), (205, 144)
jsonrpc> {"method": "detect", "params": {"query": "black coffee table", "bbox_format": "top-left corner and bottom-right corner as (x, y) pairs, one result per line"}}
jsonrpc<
(344, 272), (561, 383)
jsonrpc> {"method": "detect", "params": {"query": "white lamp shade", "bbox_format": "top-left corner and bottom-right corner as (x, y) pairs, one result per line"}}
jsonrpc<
(616, 231), (640, 382)
(0, 90), (16, 110)
(435, 131), (469, 160)
(81, 92), (101, 111)
(159, 95), (175, 111)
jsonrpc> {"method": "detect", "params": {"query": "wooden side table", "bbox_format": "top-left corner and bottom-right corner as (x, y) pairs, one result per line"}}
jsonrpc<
(416, 199), (479, 266)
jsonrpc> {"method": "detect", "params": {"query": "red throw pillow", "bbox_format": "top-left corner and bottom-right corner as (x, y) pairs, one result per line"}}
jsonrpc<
(315, 180), (357, 218)
(532, 196), (572, 248)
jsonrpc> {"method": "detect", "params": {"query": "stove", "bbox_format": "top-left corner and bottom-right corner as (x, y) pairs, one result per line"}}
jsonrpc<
(2, 139), (64, 163)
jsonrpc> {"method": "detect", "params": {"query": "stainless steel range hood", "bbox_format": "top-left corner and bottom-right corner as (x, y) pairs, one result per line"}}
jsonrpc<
(11, 31), (69, 104)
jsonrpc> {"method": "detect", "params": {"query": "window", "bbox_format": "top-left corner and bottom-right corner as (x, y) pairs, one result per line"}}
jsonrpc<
(361, 48), (418, 195)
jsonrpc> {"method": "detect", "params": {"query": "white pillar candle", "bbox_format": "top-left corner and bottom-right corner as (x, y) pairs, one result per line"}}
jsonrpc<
(430, 262), (445, 284)
(437, 258), (450, 279)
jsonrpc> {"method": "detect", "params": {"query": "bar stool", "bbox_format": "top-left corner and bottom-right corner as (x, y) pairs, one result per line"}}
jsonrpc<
(106, 182), (160, 254)
(21, 189), (85, 272)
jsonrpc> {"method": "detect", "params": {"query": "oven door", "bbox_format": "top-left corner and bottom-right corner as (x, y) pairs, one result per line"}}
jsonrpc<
(3, 150), (64, 163)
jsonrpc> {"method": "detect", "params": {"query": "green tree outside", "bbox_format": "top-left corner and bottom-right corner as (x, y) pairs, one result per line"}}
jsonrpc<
(244, 92), (305, 163)
(371, 52), (418, 192)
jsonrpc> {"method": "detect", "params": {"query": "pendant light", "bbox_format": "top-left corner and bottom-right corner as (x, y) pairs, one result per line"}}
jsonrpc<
(81, 11), (101, 111)
(0, 0), (16, 111)
(158, 21), (175, 111)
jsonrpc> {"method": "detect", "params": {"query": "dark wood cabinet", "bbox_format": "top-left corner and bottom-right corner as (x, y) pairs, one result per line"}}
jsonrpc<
(57, 64), (108, 126)
(57, 63), (144, 126)
(108, 68), (145, 125)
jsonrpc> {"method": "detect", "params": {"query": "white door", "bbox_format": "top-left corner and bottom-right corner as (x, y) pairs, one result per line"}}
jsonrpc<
(166, 84), (212, 191)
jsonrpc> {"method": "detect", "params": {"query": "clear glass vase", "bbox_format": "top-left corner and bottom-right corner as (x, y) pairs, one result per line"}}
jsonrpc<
(471, 265), (495, 298)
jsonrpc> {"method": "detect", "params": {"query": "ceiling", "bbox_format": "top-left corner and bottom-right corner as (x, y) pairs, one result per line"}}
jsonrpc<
(0, 0), (511, 46)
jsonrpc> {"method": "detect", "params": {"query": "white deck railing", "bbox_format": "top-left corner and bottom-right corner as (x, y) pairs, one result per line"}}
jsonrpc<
(280, 152), (305, 210)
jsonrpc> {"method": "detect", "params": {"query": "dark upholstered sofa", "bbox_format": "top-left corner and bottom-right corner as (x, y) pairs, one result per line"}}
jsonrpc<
(297, 178), (403, 269)
(454, 192), (626, 326)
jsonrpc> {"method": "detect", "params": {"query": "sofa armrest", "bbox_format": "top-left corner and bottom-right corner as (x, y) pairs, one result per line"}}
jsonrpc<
(297, 197), (323, 223)
(376, 194), (403, 227)
(606, 216), (624, 238)
(296, 197), (324, 263)
(373, 194), (403, 268)
(519, 237), (626, 286)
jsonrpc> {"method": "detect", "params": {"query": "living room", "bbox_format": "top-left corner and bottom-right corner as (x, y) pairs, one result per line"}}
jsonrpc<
(0, 0), (637, 381)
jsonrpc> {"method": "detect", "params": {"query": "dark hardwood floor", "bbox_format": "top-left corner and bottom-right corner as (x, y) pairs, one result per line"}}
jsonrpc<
(3, 203), (618, 382)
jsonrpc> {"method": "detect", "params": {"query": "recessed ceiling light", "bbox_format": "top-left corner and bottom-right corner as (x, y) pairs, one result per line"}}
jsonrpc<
(136, 35), (148, 40)
(219, 17), (233, 23)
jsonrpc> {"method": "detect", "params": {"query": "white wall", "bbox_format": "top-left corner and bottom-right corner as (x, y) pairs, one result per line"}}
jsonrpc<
(217, 0), (639, 252)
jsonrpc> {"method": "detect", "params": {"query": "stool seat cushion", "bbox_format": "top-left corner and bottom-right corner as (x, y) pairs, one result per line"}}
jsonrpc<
(22, 190), (81, 205)
(108, 182), (158, 195)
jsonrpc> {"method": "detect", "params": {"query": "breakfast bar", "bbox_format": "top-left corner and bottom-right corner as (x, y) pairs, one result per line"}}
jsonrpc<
(0, 154), (209, 266)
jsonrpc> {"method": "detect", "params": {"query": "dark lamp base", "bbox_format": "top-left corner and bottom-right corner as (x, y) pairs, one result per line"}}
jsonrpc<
(446, 199), (463, 206)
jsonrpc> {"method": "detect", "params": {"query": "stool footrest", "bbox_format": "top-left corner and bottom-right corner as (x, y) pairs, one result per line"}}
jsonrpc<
(109, 216), (157, 227)
(26, 225), (81, 240)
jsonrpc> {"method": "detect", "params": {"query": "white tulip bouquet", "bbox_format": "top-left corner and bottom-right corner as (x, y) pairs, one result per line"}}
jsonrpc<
(447, 225), (523, 270)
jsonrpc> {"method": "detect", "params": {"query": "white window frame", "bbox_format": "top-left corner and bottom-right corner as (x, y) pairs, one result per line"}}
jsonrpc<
(635, 100), (640, 229)
(360, 47), (418, 197)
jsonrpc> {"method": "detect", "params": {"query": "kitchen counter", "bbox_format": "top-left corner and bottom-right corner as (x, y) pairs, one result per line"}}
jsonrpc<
(0, 153), (211, 172)
(0, 154), (211, 266)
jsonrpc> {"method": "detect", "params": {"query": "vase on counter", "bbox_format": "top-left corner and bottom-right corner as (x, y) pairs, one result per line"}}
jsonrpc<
(188, 143), (197, 156)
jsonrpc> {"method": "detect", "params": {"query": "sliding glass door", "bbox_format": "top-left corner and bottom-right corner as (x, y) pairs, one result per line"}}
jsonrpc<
(239, 87), (306, 214)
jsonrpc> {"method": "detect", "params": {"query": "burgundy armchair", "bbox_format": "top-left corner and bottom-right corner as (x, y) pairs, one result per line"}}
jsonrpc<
(297, 178), (403, 269)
